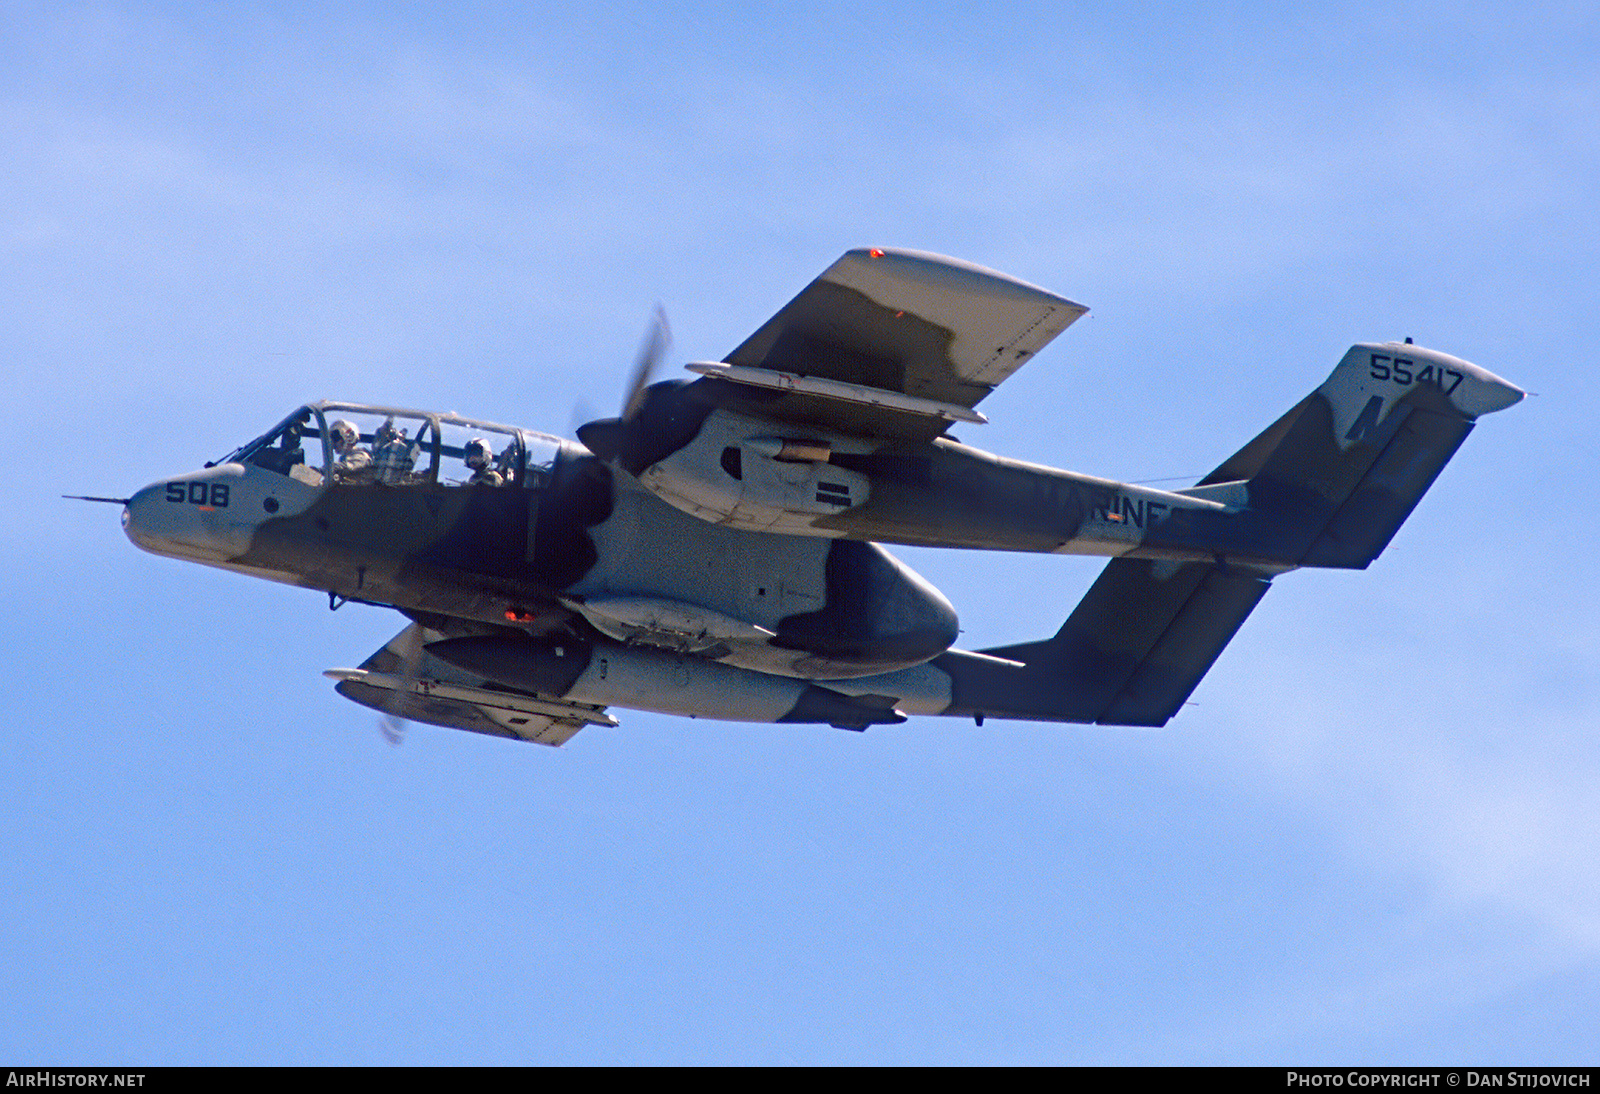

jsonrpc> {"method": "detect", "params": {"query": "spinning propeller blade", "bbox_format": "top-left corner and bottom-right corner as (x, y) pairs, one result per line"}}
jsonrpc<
(577, 305), (672, 462)
(378, 622), (427, 747)
(622, 304), (672, 421)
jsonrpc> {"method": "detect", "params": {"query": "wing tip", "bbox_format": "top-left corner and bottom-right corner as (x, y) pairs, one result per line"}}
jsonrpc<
(842, 246), (1087, 312)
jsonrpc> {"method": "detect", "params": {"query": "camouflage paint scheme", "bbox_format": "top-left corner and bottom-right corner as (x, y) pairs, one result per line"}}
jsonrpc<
(119, 248), (1523, 746)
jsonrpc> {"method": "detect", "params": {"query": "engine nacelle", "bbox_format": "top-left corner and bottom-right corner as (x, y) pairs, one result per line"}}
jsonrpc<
(637, 409), (871, 534)
(568, 538), (958, 680)
(576, 443), (959, 679)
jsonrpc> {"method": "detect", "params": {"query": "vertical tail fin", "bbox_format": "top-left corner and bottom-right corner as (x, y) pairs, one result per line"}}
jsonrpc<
(1201, 342), (1524, 569)
(933, 342), (1522, 726)
(942, 557), (1273, 726)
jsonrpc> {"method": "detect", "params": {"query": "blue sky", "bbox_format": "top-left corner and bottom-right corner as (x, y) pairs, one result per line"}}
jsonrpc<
(3, 0), (1597, 1064)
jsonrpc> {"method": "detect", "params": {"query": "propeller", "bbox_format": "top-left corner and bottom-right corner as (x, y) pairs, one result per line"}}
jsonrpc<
(378, 621), (428, 747)
(577, 305), (672, 462)
(623, 304), (673, 420)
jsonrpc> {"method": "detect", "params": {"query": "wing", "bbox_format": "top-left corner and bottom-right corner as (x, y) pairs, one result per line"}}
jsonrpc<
(691, 248), (1087, 439)
(325, 623), (615, 747)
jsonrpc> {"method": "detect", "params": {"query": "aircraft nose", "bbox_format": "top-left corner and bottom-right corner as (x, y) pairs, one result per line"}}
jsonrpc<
(123, 482), (178, 555)
(123, 479), (235, 561)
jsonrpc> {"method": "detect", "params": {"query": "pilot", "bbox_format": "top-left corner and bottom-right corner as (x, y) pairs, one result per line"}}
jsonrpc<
(253, 428), (305, 475)
(330, 419), (373, 481)
(372, 418), (417, 485)
(464, 438), (504, 486)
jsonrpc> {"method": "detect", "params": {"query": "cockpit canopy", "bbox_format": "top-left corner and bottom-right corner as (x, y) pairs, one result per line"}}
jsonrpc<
(216, 402), (564, 490)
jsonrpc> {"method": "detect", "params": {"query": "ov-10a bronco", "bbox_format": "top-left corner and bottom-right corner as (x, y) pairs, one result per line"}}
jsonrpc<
(105, 248), (1523, 746)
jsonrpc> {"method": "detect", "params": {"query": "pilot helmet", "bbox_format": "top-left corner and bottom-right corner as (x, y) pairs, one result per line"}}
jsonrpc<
(465, 438), (493, 470)
(330, 419), (359, 453)
(375, 419), (402, 445)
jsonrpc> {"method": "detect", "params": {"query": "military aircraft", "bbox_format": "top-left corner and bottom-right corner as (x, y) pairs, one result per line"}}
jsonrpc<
(102, 247), (1524, 747)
